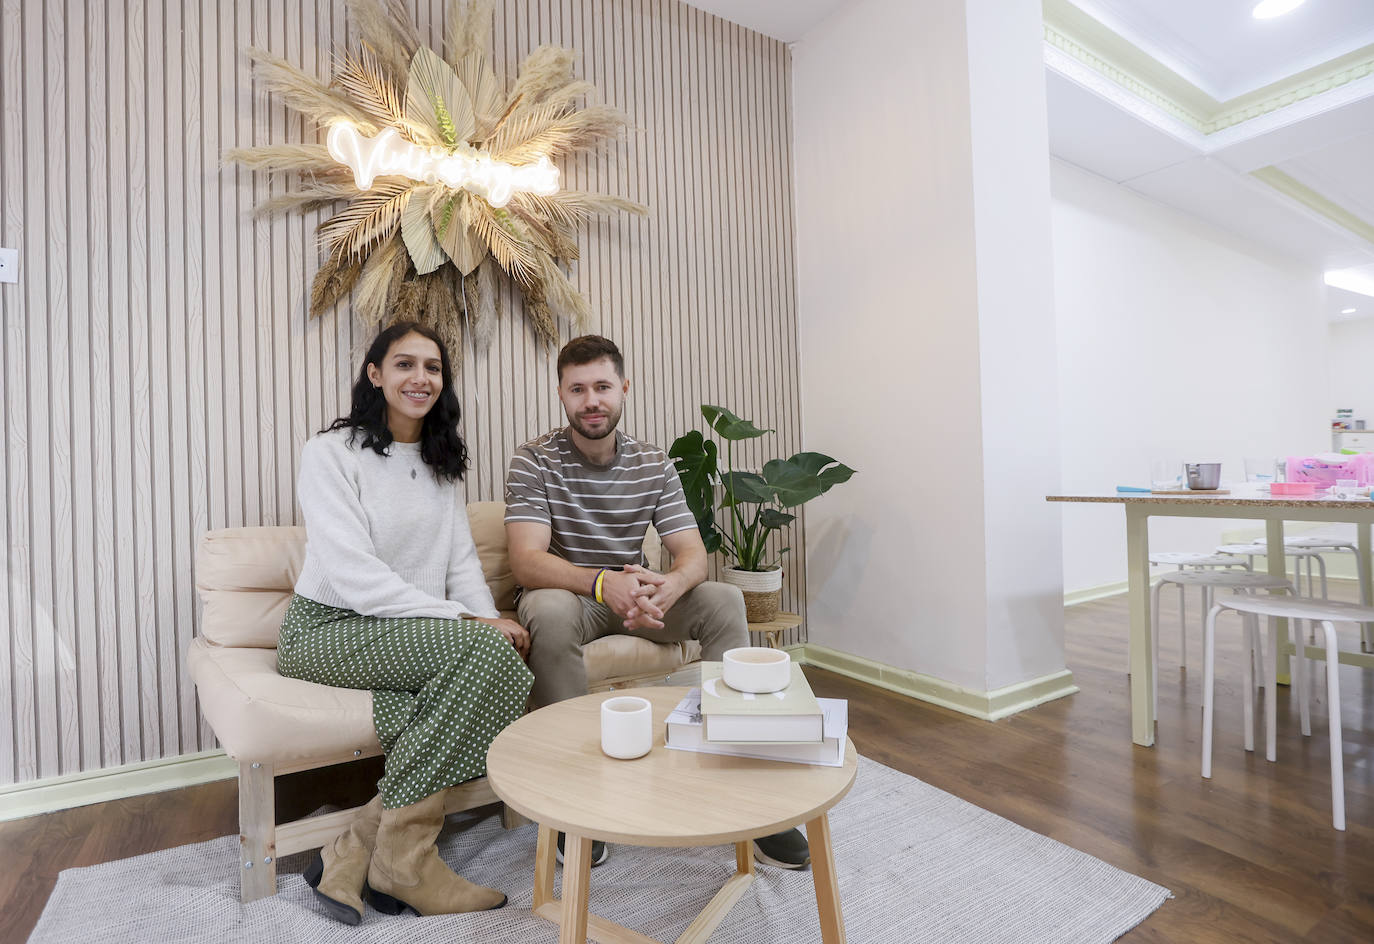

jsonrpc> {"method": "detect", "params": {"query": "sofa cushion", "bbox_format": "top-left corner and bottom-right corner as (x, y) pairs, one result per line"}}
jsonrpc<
(189, 636), (698, 764)
(467, 501), (518, 611)
(584, 635), (700, 684)
(187, 637), (379, 764)
(197, 527), (304, 648)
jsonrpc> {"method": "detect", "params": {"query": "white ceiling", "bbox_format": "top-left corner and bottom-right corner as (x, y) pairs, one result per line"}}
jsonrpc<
(680, 1), (847, 43)
(1072, 0), (1374, 101)
(688, 0), (1374, 319)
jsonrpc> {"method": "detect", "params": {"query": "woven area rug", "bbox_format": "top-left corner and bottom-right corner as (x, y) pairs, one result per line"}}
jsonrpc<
(29, 756), (1168, 943)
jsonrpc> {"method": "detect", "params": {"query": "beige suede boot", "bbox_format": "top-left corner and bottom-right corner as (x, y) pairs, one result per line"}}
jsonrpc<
(302, 793), (384, 925)
(366, 790), (507, 916)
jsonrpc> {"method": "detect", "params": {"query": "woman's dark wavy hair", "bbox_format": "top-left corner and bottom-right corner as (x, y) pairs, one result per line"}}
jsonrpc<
(322, 321), (469, 481)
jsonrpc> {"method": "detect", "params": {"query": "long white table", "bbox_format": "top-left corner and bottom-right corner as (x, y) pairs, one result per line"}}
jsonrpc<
(1047, 491), (1374, 746)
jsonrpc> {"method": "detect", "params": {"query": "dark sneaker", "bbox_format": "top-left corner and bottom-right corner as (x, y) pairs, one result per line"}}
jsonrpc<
(555, 831), (609, 867)
(752, 828), (810, 870)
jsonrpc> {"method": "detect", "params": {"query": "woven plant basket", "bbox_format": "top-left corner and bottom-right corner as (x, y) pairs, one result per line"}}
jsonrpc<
(723, 567), (782, 623)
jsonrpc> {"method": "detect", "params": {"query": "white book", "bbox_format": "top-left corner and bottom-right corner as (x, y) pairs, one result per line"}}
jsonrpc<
(664, 689), (848, 767)
(699, 661), (824, 743)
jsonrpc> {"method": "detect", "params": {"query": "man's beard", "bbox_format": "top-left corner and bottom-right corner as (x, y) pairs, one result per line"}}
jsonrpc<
(568, 406), (621, 440)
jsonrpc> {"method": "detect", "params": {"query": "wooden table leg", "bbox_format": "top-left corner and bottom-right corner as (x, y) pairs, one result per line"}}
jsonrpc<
(735, 840), (754, 876)
(1125, 505), (1155, 746)
(807, 814), (846, 944)
(1358, 521), (1373, 652)
(533, 824), (557, 910)
(1265, 519), (1290, 684)
(560, 833), (593, 944)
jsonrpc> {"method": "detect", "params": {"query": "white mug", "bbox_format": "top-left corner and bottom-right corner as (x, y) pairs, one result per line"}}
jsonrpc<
(600, 695), (653, 759)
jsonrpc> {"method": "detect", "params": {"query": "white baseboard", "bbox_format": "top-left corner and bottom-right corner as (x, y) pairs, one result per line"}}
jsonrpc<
(0, 749), (238, 823)
(793, 644), (1078, 721)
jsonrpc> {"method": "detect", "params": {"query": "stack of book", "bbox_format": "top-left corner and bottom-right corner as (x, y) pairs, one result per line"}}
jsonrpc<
(664, 661), (848, 767)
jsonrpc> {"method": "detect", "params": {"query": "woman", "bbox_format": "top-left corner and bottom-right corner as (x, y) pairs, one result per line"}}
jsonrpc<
(278, 320), (533, 925)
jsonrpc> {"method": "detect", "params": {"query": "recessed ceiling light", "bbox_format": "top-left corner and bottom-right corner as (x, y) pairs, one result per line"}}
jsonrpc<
(1325, 269), (1374, 298)
(1253, 0), (1305, 19)
(1342, 308), (1358, 314)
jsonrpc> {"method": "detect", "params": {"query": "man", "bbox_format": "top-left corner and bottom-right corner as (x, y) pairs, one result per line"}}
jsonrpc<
(504, 334), (811, 870)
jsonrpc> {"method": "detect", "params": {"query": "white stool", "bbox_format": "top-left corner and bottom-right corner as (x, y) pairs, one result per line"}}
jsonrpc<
(1216, 543), (1327, 599)
(1202, 594), (1374, 830)
(1285, 535), (1374, 651)
(1152, 570), (1293, 714)
(1148, 553), (1251, 669)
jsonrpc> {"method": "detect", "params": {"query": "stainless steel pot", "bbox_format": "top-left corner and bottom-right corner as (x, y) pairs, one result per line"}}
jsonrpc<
(1185, 463), (1222, 490)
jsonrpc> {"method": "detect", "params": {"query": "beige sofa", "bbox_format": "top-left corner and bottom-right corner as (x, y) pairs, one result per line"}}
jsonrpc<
(189, 501), (700, 902)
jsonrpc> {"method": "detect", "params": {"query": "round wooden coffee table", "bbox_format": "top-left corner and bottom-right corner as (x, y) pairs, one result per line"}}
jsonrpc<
(486, 686), (858, 944)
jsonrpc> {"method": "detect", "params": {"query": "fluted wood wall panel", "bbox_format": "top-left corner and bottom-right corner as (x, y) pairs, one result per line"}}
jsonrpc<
(0, 0), (801, 787)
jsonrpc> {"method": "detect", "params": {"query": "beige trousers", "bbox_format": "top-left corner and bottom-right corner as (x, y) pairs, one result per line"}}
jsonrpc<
(518, 581), (748, 706)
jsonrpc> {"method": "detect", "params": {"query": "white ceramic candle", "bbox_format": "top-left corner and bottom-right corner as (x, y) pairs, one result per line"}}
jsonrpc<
(600, 695), (653, 759)
(722, 646), (791, 693)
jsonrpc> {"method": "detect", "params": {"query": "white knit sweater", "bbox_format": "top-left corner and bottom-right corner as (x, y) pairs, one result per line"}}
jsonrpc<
(292, 428), (499, 620)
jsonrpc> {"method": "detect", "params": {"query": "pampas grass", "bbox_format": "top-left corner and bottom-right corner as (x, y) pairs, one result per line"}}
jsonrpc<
(343, 0), (417, 81)
(244, 48), (375, 130)
(223, 144), (335, 174)
(226, 0), (641, 349)
(309, 252), (365, 318)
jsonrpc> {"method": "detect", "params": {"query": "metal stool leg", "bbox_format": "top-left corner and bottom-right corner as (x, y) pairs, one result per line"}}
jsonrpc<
(1293, 615), (1310, 737)
(1241, 612), (1256, 753)
(1202, 603), (1221, 780)
(1318, 620), (1345, 831)
(1151, 579), (1162, 715)
(1263, 611), (1277, 763)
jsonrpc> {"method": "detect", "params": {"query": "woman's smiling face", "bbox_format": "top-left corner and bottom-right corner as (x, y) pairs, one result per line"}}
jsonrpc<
(366, 330), (443, 442)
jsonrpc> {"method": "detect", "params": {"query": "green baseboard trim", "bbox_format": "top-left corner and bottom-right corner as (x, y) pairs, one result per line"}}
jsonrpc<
(0, 749), (238, 823)
(794, 644), (1077, 721)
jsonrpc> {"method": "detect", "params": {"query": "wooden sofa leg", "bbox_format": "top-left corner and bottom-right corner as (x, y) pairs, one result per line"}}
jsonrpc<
(238, 760), (277, 903)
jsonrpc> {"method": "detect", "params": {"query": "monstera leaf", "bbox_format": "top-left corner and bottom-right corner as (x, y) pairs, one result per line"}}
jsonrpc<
(701, 405), (771, 441)
(668, 430), (721, 552)
(671, 406), (856, 571)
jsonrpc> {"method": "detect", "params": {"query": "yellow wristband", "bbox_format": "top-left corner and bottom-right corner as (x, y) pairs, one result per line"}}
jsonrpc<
(594, 568), (607, 604)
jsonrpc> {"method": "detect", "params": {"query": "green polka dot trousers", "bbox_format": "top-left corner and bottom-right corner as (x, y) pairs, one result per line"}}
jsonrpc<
(277, 595), (534, 809)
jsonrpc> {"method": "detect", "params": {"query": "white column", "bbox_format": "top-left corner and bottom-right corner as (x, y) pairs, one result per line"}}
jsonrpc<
(794, 0), (1067, 707)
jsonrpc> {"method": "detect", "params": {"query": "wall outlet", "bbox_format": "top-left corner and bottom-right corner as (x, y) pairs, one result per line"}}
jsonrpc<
(0, 248), (16, 283)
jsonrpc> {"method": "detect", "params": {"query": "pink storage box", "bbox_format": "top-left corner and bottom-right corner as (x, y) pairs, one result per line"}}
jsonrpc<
(1285, 453), (1374, 487)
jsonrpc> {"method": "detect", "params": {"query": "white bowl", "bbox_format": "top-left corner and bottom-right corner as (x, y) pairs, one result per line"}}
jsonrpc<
(722, 647), (791, 693)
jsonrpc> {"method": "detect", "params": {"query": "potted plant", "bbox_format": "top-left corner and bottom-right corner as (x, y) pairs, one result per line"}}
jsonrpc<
(669, 405), (855, 621)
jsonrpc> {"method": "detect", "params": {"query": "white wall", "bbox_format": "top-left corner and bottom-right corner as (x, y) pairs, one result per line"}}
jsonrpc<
(966, 0), (1065, 691)
(793, 0), (990, 691)
(1052, 159), (1330, 593)
(794, 0), (1064, 693)
(1329, 317), (1374, 421)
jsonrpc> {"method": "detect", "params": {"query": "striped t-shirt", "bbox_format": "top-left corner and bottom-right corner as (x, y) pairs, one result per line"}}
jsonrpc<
(504, 428), (697, 568)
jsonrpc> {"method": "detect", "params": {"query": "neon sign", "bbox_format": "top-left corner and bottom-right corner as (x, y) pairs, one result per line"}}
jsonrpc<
(326, 123), (560, 208)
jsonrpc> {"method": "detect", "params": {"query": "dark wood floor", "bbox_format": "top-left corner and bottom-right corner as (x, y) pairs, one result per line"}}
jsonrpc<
(2, 591), (1371, 944)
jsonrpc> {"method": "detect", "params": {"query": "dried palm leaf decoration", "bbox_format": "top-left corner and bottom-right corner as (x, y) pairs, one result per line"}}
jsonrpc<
(225, 0), (645, 349)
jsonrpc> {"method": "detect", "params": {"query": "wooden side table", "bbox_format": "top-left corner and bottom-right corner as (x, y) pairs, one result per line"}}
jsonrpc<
(486, 687), (858, 944)
(747, 611), (802, 649)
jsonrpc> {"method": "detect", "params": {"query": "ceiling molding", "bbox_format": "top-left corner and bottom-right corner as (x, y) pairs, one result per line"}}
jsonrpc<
(1043, 21), (1208, 131)
(1043, 0), (1374, 135)
(1249, 166), (1374, 246)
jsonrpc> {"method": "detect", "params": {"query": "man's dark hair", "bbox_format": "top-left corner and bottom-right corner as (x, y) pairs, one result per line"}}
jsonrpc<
(557, 335), (624, 380)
